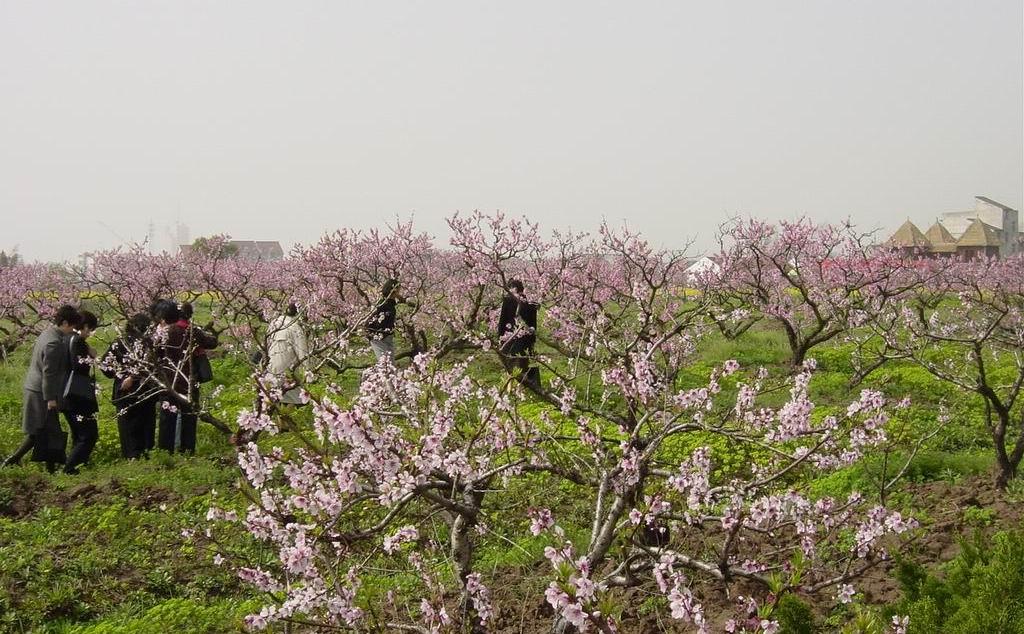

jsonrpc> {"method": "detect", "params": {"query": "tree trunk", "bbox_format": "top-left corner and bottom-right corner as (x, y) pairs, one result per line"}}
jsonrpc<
(995, 454), (1017, 490)
(450, 489), (485, 633)
(992, 412), (1018, 490)
(791, 346), (806, 370)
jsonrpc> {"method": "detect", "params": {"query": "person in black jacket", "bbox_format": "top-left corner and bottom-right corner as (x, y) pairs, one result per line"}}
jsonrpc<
(366, 279), (400, 362)
(179, 302), (214, 384)
(497, 279), (540, 388)
(61, 310), (100, 474)
(101, 313), (158, 459)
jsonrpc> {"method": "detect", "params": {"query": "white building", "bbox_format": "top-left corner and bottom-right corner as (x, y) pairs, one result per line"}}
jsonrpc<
(937, 196), (1020, 256)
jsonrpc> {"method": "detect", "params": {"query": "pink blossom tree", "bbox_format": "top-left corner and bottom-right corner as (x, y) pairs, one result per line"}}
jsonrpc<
(700, 218), (913, 368)
(534, 360), (919, 633)
(75, 245), (198, 320)
(858, 255), (1024, 488)
(0, 262), (80, 358)
(207, 356), (921, 632)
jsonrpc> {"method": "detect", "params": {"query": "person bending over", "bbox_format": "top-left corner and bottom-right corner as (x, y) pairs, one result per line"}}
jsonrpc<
(101, 313), (159, 459)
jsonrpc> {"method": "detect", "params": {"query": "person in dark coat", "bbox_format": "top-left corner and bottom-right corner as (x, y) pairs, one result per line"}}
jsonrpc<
(3, 305), (80, 471)
(101, 313), (158, 459)
(497, 279), (540, 388)
(178, 302), (214, 383)
(61, 310), (100, 474)
(366, 279), (400, 362)
(154, 301), (219, 454)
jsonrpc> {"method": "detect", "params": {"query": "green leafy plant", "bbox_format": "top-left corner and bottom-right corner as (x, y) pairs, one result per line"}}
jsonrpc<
(961, 506), (995, 527)
(775, 593), (817, 634)
(888, 530), (1024, 633)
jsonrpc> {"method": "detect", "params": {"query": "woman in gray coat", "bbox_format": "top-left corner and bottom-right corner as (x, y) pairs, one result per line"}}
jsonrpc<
(3, 305), (80, 472)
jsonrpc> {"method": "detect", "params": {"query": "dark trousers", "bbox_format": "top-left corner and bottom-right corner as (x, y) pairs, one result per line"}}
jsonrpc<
(118, 401), (156, 459)
(158, 407), (198, 454)
(64, 411), (98, 471)
(141, 409), (156, 453)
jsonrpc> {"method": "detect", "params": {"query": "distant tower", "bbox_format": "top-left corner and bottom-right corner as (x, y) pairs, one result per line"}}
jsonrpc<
(176, 221), (191, 250)
(165, 220), (191, 253)
(146, 220), (156, 253)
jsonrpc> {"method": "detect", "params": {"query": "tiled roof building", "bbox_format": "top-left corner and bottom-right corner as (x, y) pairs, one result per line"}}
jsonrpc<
(888, 221), (930, 248)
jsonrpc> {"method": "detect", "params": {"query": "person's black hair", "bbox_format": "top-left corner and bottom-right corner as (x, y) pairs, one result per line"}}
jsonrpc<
(507, 279), (525, 294)
(179, 302), (194, 320)
(381, 278), (399, 299)
(53, 304), (81, 327)
(126, 313), (151, 339)
(154, 300), (180, 324)
(285, 302), (298, 317)
(78, 309), (99, 331)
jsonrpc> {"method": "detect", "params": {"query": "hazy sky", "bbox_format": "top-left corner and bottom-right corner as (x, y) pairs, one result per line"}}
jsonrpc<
(2, 1), (1021, 262)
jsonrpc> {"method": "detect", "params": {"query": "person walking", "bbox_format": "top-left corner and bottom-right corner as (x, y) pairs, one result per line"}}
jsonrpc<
(497, 279), (540, 389)
(3, 305), (80, 472)
(268, 302), (309, 404)
(154, 301), (218, 454)
(61, 310), (100, 474)
(101, 313), (158, 459)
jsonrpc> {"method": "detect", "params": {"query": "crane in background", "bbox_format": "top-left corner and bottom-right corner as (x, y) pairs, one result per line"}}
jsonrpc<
(99, 221), (134, 244)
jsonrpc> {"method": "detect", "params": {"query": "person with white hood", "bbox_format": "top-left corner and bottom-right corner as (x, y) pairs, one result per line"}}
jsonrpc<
(267, 302), (309, 405)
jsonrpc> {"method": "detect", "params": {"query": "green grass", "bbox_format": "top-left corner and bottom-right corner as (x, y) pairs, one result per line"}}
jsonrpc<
(0, 457), (250, 633)
(55, 597), (260, 634)
(0, 332), (257, 633)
